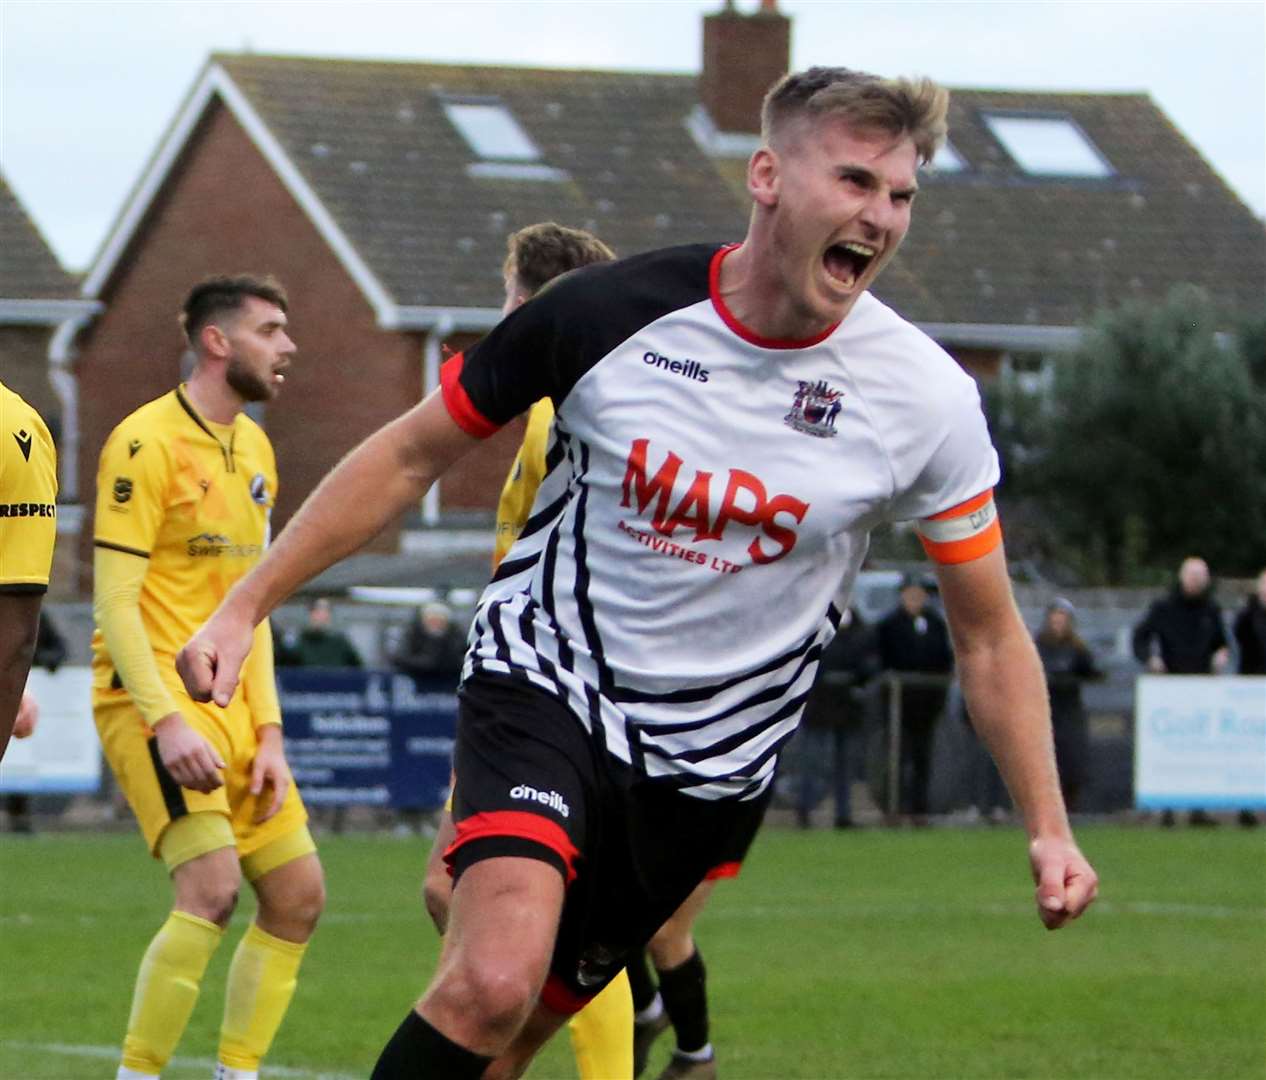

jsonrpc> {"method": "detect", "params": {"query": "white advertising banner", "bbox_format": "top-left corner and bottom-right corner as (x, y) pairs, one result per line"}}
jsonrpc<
(1134, 675), (1266, 810)
(0, 666), (100, 794)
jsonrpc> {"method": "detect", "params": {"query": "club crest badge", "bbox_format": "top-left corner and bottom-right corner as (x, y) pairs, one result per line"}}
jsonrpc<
(784, 380), (844, 438)
(250, 472), (270, 506)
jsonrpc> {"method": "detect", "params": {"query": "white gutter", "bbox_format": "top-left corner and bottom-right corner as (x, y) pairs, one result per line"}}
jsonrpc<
(0, 298), (102, 326)
(917, 322), (1084, 352)
(420, 314), (458, 526)
(47, 310), (100, 502)
(391, 306), (501, 333)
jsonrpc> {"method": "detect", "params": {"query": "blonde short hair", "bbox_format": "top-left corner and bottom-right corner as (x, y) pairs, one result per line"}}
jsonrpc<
(761, 66), (948, 166)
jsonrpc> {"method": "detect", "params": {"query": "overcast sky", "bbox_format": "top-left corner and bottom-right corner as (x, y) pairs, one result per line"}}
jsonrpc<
(2, 0), (1263, 272)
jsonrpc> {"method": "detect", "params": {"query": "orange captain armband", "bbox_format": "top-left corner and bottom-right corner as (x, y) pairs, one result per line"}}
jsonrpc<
(915, 489), (1002, 565)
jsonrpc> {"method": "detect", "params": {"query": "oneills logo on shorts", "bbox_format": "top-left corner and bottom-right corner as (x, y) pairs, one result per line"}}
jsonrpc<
(509, 784), (570, 818)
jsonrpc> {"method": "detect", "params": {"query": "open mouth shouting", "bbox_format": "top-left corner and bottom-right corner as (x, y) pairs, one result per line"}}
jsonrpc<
(823, 241), (877, 291)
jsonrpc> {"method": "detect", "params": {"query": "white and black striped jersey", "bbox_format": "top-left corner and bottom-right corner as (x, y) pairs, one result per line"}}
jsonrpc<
(443, 243), (1001, 800)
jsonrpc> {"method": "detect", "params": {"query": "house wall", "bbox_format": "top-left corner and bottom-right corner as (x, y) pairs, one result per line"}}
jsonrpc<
(74, 100), (429, 591)
(0, 326), (59, 435)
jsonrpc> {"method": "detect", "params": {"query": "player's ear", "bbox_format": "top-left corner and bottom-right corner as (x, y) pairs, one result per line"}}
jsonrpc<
(200, 321), (231, 360)
(748, 146), (780, 208)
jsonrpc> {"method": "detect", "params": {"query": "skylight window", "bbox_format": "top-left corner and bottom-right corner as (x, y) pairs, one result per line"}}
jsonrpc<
(443, 102), (540, 161)
(983, 113), (1112, 177)
(928, 140), (966, 173)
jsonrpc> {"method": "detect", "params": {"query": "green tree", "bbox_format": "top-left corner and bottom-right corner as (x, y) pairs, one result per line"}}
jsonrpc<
(987, 286), (1266, 582)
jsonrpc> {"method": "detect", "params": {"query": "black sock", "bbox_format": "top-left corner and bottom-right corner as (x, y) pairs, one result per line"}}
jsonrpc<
(370, 1010), (493, 1079)
(626, 947), (660, 1014)
(657, 948), (709, 1054)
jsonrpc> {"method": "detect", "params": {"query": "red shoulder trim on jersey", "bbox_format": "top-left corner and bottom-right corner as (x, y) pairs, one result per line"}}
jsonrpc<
(446, 809), (580, 883)
(540, 974), (596, 1016)
(440, 353), (501, 439)
(704, 860), (742, 881)
(709, 245), (841, 350)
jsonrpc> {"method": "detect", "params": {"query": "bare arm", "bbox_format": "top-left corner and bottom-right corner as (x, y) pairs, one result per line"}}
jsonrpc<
(0, 593), (42, 759)
(936, 546), (1098, 929)
(179, 389), (480, 706)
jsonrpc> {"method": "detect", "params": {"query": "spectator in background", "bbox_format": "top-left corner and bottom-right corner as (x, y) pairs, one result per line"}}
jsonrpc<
(1233, 568), (1266, 676)
(793, 606), (878, 829)
(1132, 557), (1229, 676)
(1034, 599), (1100, 814)
(276, 597), (362, 668)
(876, 574), (954, 824)
(1132, 555), (1230, 827)
(392, 601), (467, 686)
(4, 611), (69, 833)
(1231, 568), (1265, 828)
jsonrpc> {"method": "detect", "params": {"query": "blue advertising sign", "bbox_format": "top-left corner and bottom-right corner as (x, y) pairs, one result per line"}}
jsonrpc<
(277, 669), (457, 810)
(1134, 675), (1266, 810)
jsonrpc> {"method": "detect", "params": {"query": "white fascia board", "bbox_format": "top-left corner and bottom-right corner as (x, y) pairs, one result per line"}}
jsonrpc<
(918, 322), (1083, 353)
(80, 63), (400, 329)
(392, 306), (502, 332)
(0, 298), (103, 326)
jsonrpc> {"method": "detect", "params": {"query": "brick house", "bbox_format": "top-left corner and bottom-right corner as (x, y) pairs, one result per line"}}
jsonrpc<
(61, 1), (1265, 592)
(1, 174), (101, 595)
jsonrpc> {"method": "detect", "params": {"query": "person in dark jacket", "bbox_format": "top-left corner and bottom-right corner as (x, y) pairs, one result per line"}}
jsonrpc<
(276, 597), (363, 668)
(1034, 599), (1100, 814)
(392, 601), (467, 686)
(793, 606), (878, 828)
(1132, 556), (1229, 827)
(5, 611), (68, 833)
(876, 574), (954, 822)
(1233, 569), (1266, 676)
(1132, 557), (1229, 676)
(1231, 569), (1265, 827)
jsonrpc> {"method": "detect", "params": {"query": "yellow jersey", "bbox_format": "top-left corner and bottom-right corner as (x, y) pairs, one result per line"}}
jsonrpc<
(492, 398), (553, 570)
(0, 380), (58, 594)
(91, 386), (277, 685)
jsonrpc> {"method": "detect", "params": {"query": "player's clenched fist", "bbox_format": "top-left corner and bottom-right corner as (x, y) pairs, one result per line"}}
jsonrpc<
(177, 607), (255, 708)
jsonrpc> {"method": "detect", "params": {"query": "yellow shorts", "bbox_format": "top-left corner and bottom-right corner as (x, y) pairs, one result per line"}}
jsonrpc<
(94, 685), (308, 862)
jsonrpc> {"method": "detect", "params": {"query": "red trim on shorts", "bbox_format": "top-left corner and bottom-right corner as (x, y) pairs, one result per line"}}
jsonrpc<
(709, 245), (841, 350)
(440, 353), (501, 439)
(704, 860), (742, 881)
(540, 974), (596, 1016)
(446, 810), (580, 883)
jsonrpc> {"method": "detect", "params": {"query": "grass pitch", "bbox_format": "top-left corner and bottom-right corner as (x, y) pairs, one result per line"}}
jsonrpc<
(1, 823), (1262, 1079)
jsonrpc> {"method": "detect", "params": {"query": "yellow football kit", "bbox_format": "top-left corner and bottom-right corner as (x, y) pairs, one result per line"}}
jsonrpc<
(0, 380), (58, 594)
(490, 395), (634, 1078)
(492, 398), (554, 568)
(91, 385), (308, 862)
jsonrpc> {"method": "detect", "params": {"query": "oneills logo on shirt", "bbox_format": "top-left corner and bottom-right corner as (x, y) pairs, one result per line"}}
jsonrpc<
(509, 784), (570, 818)
(620, 438), (808, 564)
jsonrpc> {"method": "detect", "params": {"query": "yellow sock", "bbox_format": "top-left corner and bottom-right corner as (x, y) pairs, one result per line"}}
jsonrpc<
(217, 921), (309, 1070)
(120, 910), (223, 1074)
(568, 968), (634, 1080)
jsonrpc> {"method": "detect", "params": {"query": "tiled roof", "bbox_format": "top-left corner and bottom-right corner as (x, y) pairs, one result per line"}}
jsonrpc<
(0, 173), (79, 300)
(190, 58), (1266, 328)
(886, 89), (1266, 327)
(215, 54), (749, 310)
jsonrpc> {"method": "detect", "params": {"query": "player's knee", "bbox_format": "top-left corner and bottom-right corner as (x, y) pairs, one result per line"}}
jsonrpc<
(184, 877), (242, 927)
(288, 873), (326, 933)
(435, 956), (540, 1042)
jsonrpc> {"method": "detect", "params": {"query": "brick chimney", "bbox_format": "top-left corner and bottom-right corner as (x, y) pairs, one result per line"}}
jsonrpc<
(699, 0), (792, 135)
